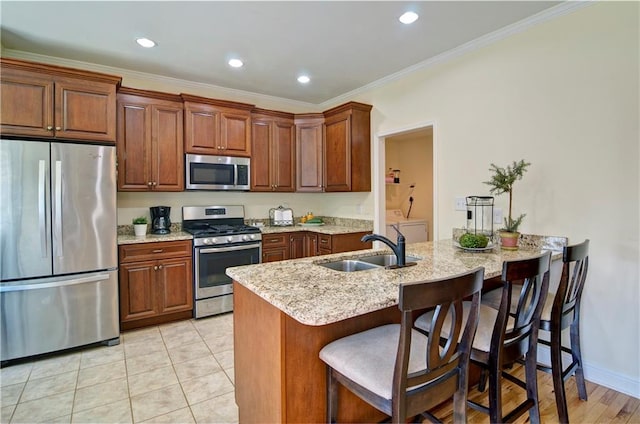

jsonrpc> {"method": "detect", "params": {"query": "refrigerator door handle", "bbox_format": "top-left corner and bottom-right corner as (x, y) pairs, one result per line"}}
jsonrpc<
(54, 160), (63, 258)
(38, 159), (48, 258)
(0, 273), (110, 292)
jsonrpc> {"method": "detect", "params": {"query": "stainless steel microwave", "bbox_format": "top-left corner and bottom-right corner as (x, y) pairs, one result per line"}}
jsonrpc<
(185, 154), (250, 191)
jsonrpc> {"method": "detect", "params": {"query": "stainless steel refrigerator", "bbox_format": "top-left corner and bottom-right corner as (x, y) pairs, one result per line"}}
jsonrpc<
(0, 139), (119, 362)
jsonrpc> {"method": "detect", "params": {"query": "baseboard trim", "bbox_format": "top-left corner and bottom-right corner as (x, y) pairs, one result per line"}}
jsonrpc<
(537, 347), (640, 399)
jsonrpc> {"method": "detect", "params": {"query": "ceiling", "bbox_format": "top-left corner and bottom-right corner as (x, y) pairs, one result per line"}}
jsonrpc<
(1, 1), (562, 105)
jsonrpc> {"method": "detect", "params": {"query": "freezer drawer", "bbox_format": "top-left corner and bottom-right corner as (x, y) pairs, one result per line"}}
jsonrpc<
(0, 270), (119, 361)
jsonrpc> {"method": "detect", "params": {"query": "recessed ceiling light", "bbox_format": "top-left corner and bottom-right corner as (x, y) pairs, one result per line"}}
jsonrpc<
(297, 75), (310, 84)
(135, 37), (156, 48)
(228, 59), (244, 68)
(399, 11), (419, 25)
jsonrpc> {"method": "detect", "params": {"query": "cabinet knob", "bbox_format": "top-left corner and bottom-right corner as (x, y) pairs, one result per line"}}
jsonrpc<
(148, 182), (153, 186)
(152, 249), (163, 253)
(158, 265), (163, 270)
(154, 265), (158, 270)
(152, 182), (157, 186)
(46, 125), (53, 130)
(55, 126), (61, 131)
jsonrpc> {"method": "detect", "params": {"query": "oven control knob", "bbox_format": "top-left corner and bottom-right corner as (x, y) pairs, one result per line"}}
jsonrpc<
(203, 238), (212, 245)
(211, 238), (218, 244)
(242, 235), (249, 241)
(227, 236), (234, 243)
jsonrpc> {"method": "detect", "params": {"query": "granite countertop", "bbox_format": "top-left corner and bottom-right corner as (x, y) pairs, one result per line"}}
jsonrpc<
(259, 224), (373, 235)
(118, 231), (193, 245)
(226, 239), (564, 327)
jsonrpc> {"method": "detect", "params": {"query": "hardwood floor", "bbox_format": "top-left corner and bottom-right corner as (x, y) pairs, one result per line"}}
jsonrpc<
(428, 364), (640, 423)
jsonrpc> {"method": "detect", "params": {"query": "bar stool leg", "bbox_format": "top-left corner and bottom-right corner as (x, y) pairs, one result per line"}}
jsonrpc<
(488, 359), (503, 424)
(326, 368), (338, 424)
(525, 348), (542, 424)
(550, 326), (569, 423)
(571, 321), (588, 401)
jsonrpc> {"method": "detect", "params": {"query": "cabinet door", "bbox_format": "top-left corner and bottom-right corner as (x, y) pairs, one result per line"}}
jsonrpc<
(0, 68), (54, 138)
(152, 104), (184, 191)
(296, 119), (324, 192)
(262, 247), (288, 263)
(184, 102), (220, 154)
(250, 118), (272, 191)
(220, 109), (251, 156)
(324, 112), (351, 192)
(157, 257), (193, 314)
(304, 233), (318, 257)
(273, 119), (295, 192)
(119, 260), (158, 322)
(117, 96), (151, 191)
(54, 77), (116, 142)
(289, 232), (305, 259)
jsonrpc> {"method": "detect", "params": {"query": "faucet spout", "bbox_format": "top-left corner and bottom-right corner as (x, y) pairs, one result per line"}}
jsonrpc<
(361, 229), (406, 267)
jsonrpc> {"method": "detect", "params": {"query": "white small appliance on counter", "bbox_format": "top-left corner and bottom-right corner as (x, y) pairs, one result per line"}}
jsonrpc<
(385, 209), (428, 243)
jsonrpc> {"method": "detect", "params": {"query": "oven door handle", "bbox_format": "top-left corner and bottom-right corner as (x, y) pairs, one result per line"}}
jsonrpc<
(198, 243), (262, 254)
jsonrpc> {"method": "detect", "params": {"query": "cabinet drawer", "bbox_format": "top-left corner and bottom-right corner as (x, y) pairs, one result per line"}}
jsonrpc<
(262, 233), (288, 248)
(318, 234), (332, 250)
(119, 240), (192, 263)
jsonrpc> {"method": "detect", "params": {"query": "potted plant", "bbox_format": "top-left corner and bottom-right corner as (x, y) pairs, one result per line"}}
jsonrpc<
(133, 216), (148, 237)
(484, 159), (530, 250)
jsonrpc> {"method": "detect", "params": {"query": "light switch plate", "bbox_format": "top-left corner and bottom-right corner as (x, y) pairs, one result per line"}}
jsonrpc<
(493, 208), (503, 224)
(455, 197), (466, 211)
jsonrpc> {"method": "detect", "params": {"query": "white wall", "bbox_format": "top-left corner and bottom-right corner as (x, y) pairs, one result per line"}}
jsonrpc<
(359, 2), (640, 396)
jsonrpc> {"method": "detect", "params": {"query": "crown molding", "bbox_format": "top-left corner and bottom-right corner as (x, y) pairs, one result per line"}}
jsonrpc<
(2, 1), (592, 110)
(319, 1), (594, 109)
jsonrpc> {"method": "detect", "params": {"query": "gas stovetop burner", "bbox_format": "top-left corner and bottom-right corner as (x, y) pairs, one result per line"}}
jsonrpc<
(182, 205), (262, 246)
(184, 223), (261, 237)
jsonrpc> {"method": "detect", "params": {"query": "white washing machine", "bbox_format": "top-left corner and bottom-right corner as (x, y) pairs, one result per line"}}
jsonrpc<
(385, 209), (428, 243)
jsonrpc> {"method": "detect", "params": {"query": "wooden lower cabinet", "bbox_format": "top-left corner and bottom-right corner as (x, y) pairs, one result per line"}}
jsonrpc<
(118, 240), (193, 330)
(261, 233), (290, 263)
(261, 231), (372, 263)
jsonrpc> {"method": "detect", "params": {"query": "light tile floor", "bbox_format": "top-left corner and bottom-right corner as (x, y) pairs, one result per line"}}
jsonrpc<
(1, 313), (237, 424)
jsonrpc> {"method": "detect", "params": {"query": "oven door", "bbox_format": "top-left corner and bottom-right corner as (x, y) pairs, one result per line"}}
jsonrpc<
(194, 243), (261, 299)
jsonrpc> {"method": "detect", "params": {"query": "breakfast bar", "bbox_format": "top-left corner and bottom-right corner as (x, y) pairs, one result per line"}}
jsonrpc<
(227, 237), (566, 423)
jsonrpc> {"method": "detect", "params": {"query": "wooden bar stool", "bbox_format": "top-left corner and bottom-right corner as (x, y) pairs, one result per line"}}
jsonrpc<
(536, 239), (590, 423)
(417, 251), (551, 424)
(319, 267), (484, 423)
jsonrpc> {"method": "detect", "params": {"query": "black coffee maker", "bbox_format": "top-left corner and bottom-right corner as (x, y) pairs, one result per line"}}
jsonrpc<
(150, 206), (171, 234)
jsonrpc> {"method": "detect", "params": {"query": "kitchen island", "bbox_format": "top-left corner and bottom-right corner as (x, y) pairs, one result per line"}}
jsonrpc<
(227, 237), (566, 423)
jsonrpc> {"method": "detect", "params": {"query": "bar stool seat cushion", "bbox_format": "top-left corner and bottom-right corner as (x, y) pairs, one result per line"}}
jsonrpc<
(319, 324), (429, 400)
(415, 302), (514, 353)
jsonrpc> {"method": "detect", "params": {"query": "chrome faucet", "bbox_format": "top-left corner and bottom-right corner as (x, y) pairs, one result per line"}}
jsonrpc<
(361, 225), (406, 267)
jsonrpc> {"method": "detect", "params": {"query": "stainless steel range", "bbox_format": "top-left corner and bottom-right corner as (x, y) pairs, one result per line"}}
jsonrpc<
(182, 205), (261, 318)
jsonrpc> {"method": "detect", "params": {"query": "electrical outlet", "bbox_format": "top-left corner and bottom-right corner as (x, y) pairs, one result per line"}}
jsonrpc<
(454, 197), (466, 211)
(493, 208), (503, 224)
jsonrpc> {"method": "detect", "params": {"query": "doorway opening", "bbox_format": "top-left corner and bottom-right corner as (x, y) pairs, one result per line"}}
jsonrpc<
(376, 124), (435, 242)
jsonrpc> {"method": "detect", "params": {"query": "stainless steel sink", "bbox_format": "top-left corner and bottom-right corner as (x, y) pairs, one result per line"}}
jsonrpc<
(317, 254), (421, 272)
(319, 260), (379, 272)
(357, 254), (421, 267)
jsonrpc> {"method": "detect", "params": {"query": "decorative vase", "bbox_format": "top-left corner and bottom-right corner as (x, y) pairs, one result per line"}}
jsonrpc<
(499, 231), (520, 250)
(134, 224), (147, 237)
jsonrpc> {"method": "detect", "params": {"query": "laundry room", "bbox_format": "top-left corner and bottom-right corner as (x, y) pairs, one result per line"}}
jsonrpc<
(384, 127), (433, 243)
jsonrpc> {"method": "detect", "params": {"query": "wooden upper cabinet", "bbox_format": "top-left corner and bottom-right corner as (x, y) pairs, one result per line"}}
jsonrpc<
(182, 94), (253, 157)
(323, 102), (372, 192)
(0, 58), (121, 142)
(251, 109), (295, 192)
(117, 87), (184, 192)
(295, 114), (324, 193)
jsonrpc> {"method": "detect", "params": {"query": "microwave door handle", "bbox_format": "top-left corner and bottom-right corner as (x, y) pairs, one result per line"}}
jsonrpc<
(38, 159), (48, 258)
